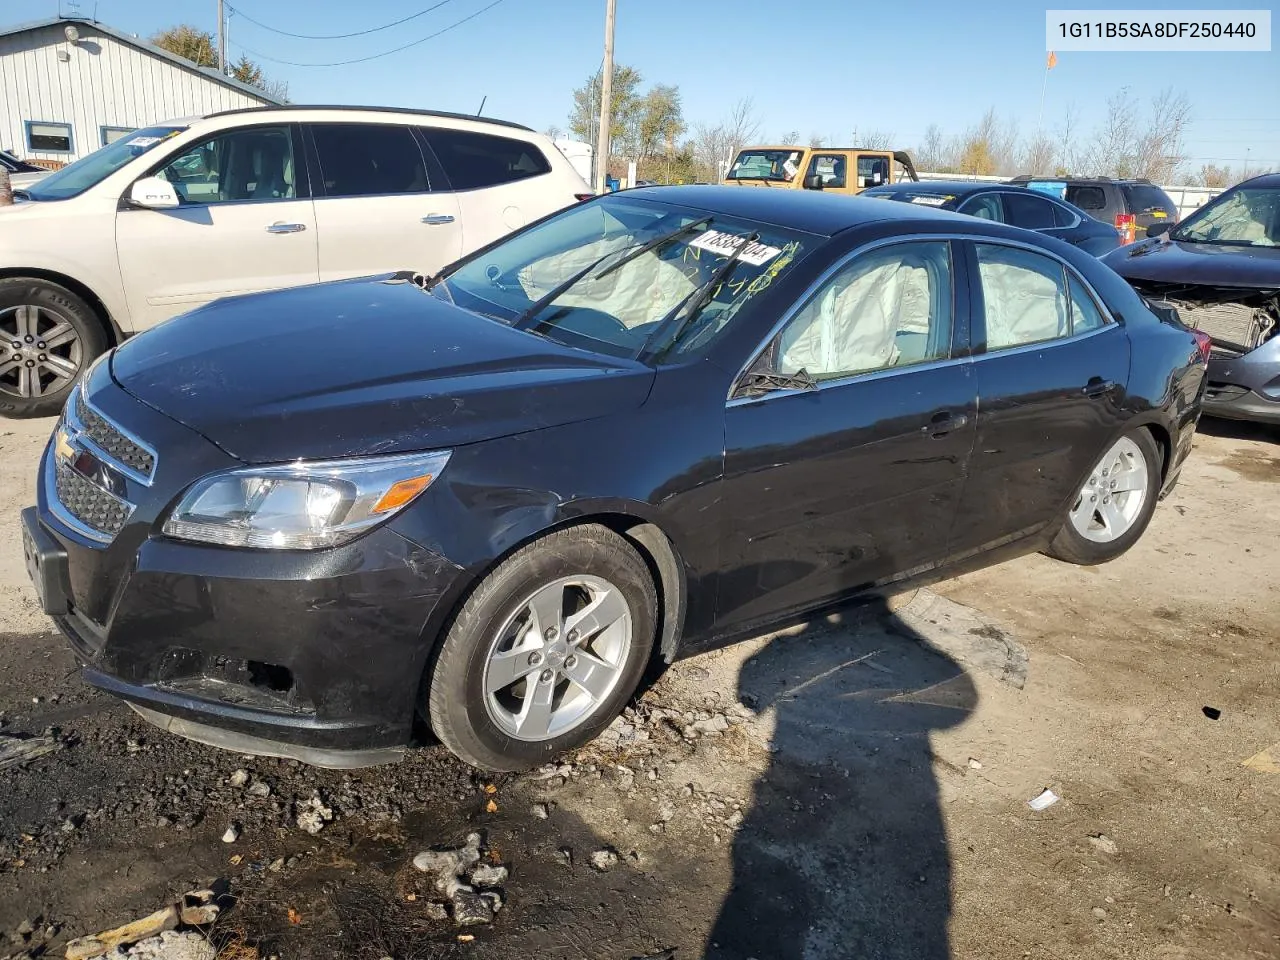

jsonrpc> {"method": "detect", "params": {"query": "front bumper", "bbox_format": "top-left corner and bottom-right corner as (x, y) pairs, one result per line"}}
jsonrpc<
(1203, 343), (1280, 425)
(26, 370), (466, 766)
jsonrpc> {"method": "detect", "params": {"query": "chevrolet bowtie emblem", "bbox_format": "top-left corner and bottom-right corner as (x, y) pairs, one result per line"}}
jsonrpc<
(54, 427), (76, 463)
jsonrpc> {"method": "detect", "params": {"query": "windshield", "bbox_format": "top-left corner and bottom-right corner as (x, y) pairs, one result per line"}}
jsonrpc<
(727, 149), (804, 183)
(1172, 186), (1280, 247)
(24, 126), (186, 201)
(433, 196), (814, 360)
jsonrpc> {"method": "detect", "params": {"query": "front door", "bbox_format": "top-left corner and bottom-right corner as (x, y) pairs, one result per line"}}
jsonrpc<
(715, 239), (976, 635)
(949, 240), (1131, 555)
(306, 122), (463, 282)
(804, 151), (852, 194)
(116, 124), (319, 330)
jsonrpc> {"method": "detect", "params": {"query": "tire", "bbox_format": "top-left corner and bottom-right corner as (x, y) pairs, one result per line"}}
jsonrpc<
(0, 278), (107, 419)
(427, 524), (657, 772)
(1044, 428), (1162, 565)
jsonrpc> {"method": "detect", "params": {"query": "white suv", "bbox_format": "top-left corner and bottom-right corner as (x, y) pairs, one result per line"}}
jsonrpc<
(0, 106), (590, 417)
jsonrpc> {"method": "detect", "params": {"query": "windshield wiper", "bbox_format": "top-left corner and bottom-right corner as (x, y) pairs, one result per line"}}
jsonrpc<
(594, 216), (711, 281)
(639, 231), (760, 360)
(512, 247), (633, 330)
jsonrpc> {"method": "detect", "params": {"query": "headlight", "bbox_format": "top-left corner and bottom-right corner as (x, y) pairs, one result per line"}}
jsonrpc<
(162, 450), (451, 550)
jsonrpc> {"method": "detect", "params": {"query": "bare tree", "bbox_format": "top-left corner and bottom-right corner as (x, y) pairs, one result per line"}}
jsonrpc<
(916, 124), (946, 171)
(1022, 136), (1056, 176)
(1197, 163), (1233, 188)
(1133, 88), (1190, 181)
(692, 123), (731, 180)
(1087, 87), (1140, 177)
(545, 125), (564, 141)
(859, 129), (895, 150)
(778, 130), (800, 145)
(723, 98), (763, 161)
(808, 132), (828, 147)
(1055, 104), (1083, 175)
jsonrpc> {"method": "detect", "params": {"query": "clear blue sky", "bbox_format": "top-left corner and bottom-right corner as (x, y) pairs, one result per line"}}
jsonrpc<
(11, 0), (1280, 171)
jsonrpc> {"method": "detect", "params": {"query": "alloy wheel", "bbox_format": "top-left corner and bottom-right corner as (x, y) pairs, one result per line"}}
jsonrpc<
(482, 574), (633, 742)
(0, 304), (83, 400)
(1068, 435), (1150, 543)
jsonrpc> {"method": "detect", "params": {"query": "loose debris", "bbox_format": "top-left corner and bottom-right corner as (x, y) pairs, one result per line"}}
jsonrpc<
(1087, 834), (1119, 855)
(220, 825), (240, 844)
(1027, 789), (1059, 812)
(0, 733), (59, 771)
(411, 833), (508, 927)
(1202, 706), (1222, 720)
(64, 889), (223, 960)
(295, 792), (334, 835)
(1242, 743), (1280, 774)
(590, 848), (620, 872)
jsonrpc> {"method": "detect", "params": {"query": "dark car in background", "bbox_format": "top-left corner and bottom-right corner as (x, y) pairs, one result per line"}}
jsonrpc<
(860, 180), (1120, 255)
(1009, 176), (1179, 241)
(23, 186), (1207, 772)
(1105, 173), (1280, 425)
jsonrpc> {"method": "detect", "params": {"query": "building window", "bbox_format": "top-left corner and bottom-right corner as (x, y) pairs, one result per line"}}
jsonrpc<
(25, 121), (73, 153)
(101, 126), (134, 147)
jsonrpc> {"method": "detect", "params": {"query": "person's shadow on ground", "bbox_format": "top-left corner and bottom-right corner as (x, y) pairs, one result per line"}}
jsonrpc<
(704, 598), (978, 960)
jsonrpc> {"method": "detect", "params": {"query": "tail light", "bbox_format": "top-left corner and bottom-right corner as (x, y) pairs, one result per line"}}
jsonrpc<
(1191, 329), (1212, 365)
(574, 193), (595, 202)
(1115, 213), (1137, 244)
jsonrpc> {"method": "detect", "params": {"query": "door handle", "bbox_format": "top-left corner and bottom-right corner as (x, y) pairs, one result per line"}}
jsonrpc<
(921, 411), (969, 437)
(421, 214), (456, 225)
(266, 222), (306, 234)
(1082, 378), (1116, 399)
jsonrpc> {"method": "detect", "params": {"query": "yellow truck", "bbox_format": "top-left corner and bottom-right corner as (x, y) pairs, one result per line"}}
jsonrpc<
(723, 146), (919, 195)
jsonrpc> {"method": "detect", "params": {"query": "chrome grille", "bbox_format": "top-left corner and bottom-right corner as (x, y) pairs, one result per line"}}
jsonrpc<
(75, 390), (155, 478)
(54, 458), (131, 537)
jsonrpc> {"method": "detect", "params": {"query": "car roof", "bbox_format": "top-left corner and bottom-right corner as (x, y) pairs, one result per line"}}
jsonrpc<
(1237, 172), (1280, 189)
(202, 104), (533, 132)
(864, 180), (1006, 197)
(621, 185), (965, 235)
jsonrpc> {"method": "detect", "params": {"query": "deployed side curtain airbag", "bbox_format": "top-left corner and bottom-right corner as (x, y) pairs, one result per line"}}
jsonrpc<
(976, 247), (1068, 349)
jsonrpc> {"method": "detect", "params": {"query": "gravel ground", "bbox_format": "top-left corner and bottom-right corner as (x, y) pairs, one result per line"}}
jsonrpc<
(0, 415), (1277, 960)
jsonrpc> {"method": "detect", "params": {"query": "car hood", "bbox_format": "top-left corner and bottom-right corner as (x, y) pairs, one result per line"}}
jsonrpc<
(1103, 236), (1280, 291)
(111, 276), (656, 464)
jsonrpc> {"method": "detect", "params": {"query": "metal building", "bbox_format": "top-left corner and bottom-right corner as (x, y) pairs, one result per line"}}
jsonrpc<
(0, 16), (282, 166)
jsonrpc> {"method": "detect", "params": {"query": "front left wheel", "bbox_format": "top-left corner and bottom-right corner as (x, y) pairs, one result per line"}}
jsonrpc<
(0, 278), (107, 419)
(427, 524), (658, 771)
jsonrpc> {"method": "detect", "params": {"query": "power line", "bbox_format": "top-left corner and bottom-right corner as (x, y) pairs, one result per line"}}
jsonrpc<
(227, 0), (457, 41)
(231, 0), (506, 67)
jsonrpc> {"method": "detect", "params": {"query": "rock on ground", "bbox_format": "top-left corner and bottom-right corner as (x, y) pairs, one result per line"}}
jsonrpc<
(125, 931), (217, 960)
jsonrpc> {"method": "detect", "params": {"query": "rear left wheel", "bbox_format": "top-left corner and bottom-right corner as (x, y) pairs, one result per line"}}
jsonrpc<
(1044, 429), (1162, 565)
(427, 524), (657, 771)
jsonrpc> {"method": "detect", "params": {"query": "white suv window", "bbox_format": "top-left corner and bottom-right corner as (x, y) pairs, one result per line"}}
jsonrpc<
(157, 126), (296, 204)
(310, 123), (429, 198)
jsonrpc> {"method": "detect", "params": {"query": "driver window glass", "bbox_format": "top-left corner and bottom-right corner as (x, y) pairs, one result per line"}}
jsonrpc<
(958, 193), (1004, 222)
(772, 241), (953, 381)
(806, 153), (847, 189)
(157, 126), (295, 204)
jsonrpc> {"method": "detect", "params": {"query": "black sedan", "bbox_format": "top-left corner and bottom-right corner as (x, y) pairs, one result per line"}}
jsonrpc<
(861, 180), (1121, 256)
(22, 187), (1207, 772)
(1104, 173), (1280, 425)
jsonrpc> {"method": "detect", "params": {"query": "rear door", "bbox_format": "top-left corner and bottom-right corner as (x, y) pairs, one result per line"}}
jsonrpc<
(949, 240), (1131, 555)
(115, 123), (319, 330)
(306, 122), (463, 281)
(422, 126), (569, 254)
(854, 153), (892, 193)
(715, 239), (976, 635)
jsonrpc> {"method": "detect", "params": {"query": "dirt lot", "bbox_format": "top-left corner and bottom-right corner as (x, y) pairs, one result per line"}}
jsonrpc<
(0, 414), (1277, 960)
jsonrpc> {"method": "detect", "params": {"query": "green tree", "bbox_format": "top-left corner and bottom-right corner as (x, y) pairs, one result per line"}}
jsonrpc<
(151, 24), (287, 101)
(151, 24), (218, 68)
(634, 84), (685, 160)
(569, 64), (644, 154)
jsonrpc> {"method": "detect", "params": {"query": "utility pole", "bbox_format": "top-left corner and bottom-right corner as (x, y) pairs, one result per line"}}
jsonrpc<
(216, 0), (226, 74)
(593, 0), (616, 194)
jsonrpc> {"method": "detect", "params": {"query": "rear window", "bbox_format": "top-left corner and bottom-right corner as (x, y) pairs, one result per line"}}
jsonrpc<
(426, 129), (551, 191)
(1065, 185), (1107, 211)
(1125, 184), (1175, 214)
(310, 123), (430, 197)
(1003, 191), (1056, 229)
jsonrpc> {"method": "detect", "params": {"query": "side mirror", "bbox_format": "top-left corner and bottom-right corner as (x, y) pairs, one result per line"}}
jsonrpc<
(803, 174), (824, 191)
(1146, 221), (1174, 238)
(127, 176), (179, 209)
